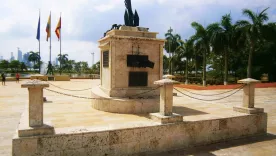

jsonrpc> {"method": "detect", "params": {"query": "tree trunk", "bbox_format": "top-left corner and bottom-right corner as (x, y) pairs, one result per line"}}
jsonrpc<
(247, 42), (254, 78)
(195, 54), (197, 78)
(185, 57), (188, 84)
(171, 52), (174, 75)
(169, 53), (172, 74)
(203, 50), (206, 86)
(224, 49), (228, 85)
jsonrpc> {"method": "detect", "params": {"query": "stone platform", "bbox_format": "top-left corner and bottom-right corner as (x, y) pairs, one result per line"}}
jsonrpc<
(12, 112), (267, 156)
(2, 80), (275, 155)
(91, 86), (159, 114)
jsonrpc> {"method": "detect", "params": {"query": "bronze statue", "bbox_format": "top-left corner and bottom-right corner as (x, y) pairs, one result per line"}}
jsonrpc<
(103, 0), (140, 37)
(124, 0), (139, 27)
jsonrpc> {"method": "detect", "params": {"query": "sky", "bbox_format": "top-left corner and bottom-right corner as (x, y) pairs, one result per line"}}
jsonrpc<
(0, 0), (275, 66)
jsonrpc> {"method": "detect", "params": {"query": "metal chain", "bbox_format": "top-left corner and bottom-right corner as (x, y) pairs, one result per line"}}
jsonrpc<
(178, 84), (245, 96)
(45, 88), (96, 99)
(45, 81), (92, 91)
(45, 86), (160, 100)
(173, 85), (245, 101)
(128, 86), (161, 99)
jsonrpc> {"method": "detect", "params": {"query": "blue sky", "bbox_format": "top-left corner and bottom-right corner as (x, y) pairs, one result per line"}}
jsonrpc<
(0, 0), (275, 66)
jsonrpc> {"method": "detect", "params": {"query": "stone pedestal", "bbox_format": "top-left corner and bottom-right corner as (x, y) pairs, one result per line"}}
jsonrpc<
(233, 78), (264, 114)
(98, 26), (165, 97)
(20, 80), (54, 137)
(150, 79), (182, 123)
(22, 80), (49, 127)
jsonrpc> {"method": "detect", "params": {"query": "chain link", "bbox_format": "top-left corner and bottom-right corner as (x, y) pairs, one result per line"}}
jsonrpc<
(173, 84), (245, 101)
(45, 81), (92, 91)
(178, 84), (245, 96)
(45, 86), (160, 100)
(127, 86), (161, 99)
(45, 88), (96, 99)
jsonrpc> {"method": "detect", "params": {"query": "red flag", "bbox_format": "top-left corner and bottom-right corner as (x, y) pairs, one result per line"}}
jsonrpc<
(55, 17), (61, 41)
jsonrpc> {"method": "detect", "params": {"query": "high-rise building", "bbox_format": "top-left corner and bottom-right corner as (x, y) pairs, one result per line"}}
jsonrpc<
(55, 57), (59, 66)
(0, 56), (3, 61)
(17, 48), (23, 62)
(52, 60), (56, 66)
(10, 52), (15, 62)
(23, 52), (31, 66)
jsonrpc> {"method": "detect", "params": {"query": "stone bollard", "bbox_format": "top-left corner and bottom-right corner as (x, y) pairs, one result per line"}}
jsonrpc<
(150, 79), (183, 124)
(233, 78), (264, 114)
(18, 80), (54, 137)
(22, 80), (49, 127)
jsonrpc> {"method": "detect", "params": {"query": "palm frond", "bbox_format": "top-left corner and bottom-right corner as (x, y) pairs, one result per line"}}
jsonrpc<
(235, 20), (251, 28)
(242, 9), (256, 24)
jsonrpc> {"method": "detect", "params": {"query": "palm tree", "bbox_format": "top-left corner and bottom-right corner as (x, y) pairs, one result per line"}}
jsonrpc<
(175, 38), (194, 84)
(58, 54), (69, 75)
(209, 14), (236, 85)
(0, 60), (9, 71)
(81, 62), (89, 73)
(20, 62), (27, 72)
(66, 60), (75, 74)
(164, 27), (182, 75)
(191, 22), (213, 86)
(163, 55), (169, 73)
(28, 51), (40, 71)
(236, 7), (270, 78)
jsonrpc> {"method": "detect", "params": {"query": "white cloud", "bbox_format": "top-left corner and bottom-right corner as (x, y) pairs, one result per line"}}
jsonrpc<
(0, 0), (275, 66)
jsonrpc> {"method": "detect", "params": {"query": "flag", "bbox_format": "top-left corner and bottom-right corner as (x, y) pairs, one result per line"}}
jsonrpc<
(55, 17), (61, 41)
(46, 13), (51, 41)
(36, 15), (40, 41)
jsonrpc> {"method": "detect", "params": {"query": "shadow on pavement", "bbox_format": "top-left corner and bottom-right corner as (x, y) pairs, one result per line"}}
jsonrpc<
(173, 106), (208, 116)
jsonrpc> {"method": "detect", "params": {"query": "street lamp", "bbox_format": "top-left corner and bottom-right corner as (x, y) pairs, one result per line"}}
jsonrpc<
(91, 52), (94, 67)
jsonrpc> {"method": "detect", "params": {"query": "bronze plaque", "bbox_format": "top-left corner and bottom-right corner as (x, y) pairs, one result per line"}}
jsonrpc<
(129, 72), (148, 86)
(103, 51), (109, 67)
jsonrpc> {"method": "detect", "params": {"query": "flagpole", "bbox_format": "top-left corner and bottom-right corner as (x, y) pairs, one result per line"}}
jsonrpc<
(50, 11), (51, 64)
(59, 12), (62, 75)
(38, 10), (41, 74)
(49, 11), (52, 75)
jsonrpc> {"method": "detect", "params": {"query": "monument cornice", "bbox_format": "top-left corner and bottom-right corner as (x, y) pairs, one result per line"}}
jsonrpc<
(99, 35), (166, 43)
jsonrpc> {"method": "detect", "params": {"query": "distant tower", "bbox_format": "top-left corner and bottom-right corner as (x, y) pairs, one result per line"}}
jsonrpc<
(0, 56), (3, 61)
(55, 57), (59, 66)
(23, 52), (30, 66)
(17, 48), (23, 62)
(10, 52), (15, 62)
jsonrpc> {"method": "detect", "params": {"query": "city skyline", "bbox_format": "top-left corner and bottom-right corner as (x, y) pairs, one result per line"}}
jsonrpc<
(0, 0), (275, 66)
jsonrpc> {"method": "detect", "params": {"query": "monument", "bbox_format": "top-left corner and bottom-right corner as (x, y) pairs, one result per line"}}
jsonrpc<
(91, 0), (165, 114)
(12, 1), (267, 156)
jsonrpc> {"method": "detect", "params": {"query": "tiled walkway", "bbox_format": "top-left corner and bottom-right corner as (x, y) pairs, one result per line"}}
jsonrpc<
(1, 79), (276, 155)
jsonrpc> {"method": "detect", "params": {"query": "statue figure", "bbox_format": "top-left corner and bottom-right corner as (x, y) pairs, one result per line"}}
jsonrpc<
(134, 10), (139, 26)
(103, 24), (122, 37)
(124, 0), (139, 27)
(103, 0), (140, 37)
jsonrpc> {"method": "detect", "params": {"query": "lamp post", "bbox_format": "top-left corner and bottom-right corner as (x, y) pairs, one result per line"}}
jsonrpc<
(91, 52), (94, 67)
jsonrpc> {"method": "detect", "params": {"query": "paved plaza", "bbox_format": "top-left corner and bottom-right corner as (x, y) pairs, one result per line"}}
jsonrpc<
(0, 79), (276, 155)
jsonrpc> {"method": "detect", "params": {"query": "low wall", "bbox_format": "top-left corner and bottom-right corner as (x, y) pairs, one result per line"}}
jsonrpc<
(6, 77), (16, 81)
(30, 75), (48, 81)
(12, 113), (267, 156)
(54, 75), (70, 81)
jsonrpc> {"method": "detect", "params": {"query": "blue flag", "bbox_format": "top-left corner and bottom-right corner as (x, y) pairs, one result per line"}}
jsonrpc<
(36, 16), (40, 41)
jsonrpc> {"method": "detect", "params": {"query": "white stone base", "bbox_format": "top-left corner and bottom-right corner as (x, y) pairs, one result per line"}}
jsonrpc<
(150, 113), (183, 124)
(233, 106), (264, 114)
(91, 86), (159, 114)
(17, 110), (54, 137)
